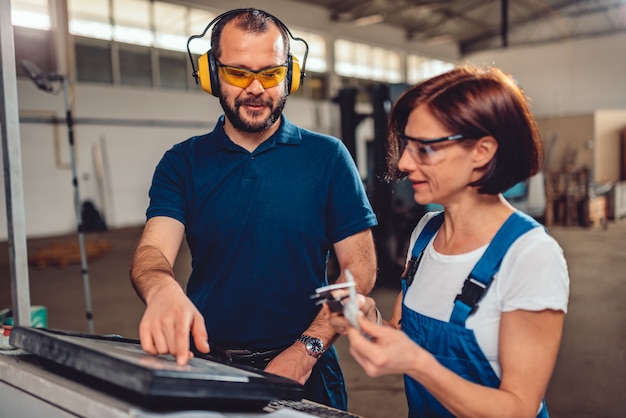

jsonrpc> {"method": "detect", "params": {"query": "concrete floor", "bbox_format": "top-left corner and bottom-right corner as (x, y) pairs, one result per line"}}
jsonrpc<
(1, 218), (625, 417)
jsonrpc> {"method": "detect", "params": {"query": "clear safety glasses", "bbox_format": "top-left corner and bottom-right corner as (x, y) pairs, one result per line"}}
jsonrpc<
(217, 61), (288, 89)
(398, 133), (473, 165)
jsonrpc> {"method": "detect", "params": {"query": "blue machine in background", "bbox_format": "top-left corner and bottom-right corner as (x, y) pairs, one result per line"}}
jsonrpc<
(502, 172), (547, 220)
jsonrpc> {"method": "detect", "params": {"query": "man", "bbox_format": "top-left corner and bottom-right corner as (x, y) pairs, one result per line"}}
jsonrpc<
(129, 8), (377, 410)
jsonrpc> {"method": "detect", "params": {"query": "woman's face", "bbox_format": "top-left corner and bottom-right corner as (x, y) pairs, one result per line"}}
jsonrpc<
(397, 105), (476, 207)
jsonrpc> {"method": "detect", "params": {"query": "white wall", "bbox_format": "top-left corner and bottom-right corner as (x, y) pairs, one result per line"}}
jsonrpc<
(534, 113), (595, 169)
(534, 111), (626, 184)
(594, 110), (626, 183)
(465, 32), (626, 117)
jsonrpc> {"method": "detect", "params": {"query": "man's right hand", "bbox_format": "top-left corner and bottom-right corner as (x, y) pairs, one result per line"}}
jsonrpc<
(138, 280), (209, 365)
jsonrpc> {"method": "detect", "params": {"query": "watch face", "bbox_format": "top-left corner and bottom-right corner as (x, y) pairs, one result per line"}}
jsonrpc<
(298, 335), (324, 358)
(306, 339), (324, 353)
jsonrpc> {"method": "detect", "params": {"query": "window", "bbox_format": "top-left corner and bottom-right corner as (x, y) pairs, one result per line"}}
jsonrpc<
(14, 0), (454, 99)
(68, 0), (111, 40)
(75, 39), (113, 84)
(119, 44), (152, 87)
(159, 51), (188, 90)
(334, 39), (402, 83)
(187, 10), (216, 55)
(112, 0), (153, 46)
(154, 2), (187, 52)
(66, 1), (218, 89)
(335, 40), (355, 76)
(290, 30), (327, 74)
(407, 55), (454, 84)
(10, 0), (50, 30)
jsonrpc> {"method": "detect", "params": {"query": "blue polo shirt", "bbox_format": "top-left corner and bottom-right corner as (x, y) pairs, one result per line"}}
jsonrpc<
(147, 116), (377, 350)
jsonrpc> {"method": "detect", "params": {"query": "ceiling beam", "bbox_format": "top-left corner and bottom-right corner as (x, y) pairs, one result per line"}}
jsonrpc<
(460, 0), (595, 53)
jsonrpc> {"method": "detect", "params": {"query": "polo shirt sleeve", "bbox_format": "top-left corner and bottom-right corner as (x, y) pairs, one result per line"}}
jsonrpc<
(146, 144), (188, 225)
(326, 141), (378, 243)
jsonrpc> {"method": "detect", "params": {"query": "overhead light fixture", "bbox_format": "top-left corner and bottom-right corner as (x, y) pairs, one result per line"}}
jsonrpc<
(352, 13), (384, 27)
(424, 34), (455, 45)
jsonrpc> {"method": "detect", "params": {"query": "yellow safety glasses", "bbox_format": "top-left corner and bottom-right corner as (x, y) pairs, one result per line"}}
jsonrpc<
(217, 61), (288, 89)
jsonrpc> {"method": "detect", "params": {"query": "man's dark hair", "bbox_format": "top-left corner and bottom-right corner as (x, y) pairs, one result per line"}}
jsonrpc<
(211, 9), (290, 62)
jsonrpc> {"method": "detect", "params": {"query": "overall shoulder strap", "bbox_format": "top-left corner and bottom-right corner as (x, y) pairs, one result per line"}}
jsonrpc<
(401, 212), (444, 291)
(449, 211), (542, 326)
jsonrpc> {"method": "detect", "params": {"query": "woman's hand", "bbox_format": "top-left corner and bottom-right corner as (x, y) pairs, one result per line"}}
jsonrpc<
(324, 292), (379, 334)
(344, 315), (431, 378)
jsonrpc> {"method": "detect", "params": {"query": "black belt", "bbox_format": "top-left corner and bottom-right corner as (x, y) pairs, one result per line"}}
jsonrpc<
(210, 345), (287, 369)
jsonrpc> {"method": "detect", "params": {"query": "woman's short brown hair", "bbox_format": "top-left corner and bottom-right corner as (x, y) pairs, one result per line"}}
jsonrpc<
(386, 65), (543, 195)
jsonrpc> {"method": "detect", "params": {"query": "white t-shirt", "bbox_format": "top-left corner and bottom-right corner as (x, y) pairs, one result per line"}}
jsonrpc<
(404, 212), (570, 378)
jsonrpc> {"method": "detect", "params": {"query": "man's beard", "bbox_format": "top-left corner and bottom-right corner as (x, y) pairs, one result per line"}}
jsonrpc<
(220, 93), (287, 134)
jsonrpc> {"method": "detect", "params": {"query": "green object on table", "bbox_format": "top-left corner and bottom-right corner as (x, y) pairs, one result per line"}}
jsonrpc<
(0, 306), (48, 328)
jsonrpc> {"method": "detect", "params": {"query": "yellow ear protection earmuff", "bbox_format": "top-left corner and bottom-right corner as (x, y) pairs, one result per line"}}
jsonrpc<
(187, 8), (308, 97)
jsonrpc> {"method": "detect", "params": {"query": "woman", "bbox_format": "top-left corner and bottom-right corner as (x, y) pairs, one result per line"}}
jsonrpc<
(329, 65), (569, 417)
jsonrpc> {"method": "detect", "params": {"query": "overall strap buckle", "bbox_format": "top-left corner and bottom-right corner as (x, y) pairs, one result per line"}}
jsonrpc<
(454, 276), (491, 315)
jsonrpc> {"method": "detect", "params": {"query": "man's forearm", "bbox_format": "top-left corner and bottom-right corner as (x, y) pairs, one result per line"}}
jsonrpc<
(302, 308), (341, 349)
(130, 245), (177, 303)
(333, 229), (377, 296)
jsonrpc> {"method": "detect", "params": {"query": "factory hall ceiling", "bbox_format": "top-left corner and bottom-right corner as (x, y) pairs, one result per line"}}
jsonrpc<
(286, 0), (626, 55)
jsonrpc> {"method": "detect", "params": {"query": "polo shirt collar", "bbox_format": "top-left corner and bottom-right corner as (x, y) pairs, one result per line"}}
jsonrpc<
(205, 115), (302, 154)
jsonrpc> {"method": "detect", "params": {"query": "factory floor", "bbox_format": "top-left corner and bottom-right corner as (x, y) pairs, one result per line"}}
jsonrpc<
(1, 217), (625, 418)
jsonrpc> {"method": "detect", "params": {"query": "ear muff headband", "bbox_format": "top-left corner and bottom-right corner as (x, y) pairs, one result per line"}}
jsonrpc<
(186, 8), (308, 97)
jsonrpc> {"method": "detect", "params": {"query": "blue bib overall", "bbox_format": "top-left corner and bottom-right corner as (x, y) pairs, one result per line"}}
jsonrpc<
(401, 211), (549, 418)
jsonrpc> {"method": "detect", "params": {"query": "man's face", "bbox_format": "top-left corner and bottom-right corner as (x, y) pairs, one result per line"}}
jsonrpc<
(217, 22), (288, 134)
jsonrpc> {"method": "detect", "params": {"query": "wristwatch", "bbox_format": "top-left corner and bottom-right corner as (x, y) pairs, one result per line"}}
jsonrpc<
(297, 335), (325, 358)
